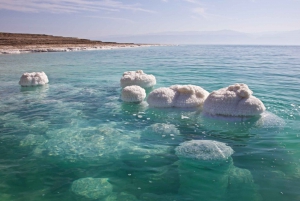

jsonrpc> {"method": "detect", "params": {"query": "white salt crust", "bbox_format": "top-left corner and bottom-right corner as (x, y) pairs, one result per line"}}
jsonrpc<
(19, 72), (49, 87)
(203, 83), (266, 116)
(147, 85), (209, 108)
(121, 85), (146, 103)
(175, 140), (234, 161)
(120, 70), (156, 88)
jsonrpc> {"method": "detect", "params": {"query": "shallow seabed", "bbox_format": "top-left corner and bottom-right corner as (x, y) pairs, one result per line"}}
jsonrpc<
(0, 45), (300, 201)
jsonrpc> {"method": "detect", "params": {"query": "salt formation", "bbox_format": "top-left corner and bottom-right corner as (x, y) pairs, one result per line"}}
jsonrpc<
(176, 140), (234, 162)
(140, 123), (182, 145)
(104, 192), (139, 201)
(20, 134), (46, 147)
(147, 85), (209, 108)
(175, 140), (261, 201)
(121, 143), (178, 195)
(203, 83), (265, 116)
(254, 111), (285, 128)
(33, 123), (130, 164)
(121, 85), (146, 103)
(120, 70), (156, 88)
(19, 72), (49, 87)
(71, 177), (112, 199)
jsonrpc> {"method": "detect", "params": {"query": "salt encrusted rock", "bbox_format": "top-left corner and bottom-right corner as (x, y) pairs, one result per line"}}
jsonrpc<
(121, 85), (146, 103)
(203, 83), (265, 116)
(71, 177), (112, 199)
(175, 140), (234, 162)
(120, 70), (156, 88)
(20, 134), (46, 147)
(146, 87), (176, 107)
(175, 140), (261, 201)
(19, 72), (49, 87)
(147, 85), (209, 108)
(103, 192), (139, 201)
(141, 123), (182, 144)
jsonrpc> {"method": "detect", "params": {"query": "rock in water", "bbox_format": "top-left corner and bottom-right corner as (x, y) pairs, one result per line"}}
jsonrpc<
(19, 72), (49, 86)
(140, 123), (182, 145)
(203, 83), (265, 116)
(121, 85), (146, 103)
(20, 134), (46, 146)
(71, 177), (112, 199)
(175, 140), (261, 201)
(147, 85), (209, 108)
(120, 70), (156, 88)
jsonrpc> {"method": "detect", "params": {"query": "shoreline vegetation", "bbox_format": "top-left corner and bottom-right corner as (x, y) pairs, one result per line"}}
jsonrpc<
(0, 32), (161, 54)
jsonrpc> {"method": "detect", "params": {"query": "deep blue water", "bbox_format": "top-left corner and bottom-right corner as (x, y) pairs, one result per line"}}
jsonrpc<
(0, 45), (300, 201)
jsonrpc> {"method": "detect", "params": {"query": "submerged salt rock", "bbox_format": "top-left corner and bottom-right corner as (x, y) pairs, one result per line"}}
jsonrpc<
(71, 177), (112, 199)
(175, 140), (234, 161)
(120, 70), (156, 88)
(103, 192), (139, 201)
(33, 124), (127, 163)
(19, 72), (49, 87)
(121, 85), (146, 103)
(203, 83), (265, 116)
(141, 123), (182, 144)
(147, 85), (209, 108)
(20, 134), (46, 147)
(175, 140), (261, 201)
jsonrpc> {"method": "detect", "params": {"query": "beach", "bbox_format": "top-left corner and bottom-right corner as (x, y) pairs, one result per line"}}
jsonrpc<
(0, 32), (159, 54)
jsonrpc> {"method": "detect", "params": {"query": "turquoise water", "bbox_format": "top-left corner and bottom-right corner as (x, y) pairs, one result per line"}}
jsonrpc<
(0, 45), (299, 201)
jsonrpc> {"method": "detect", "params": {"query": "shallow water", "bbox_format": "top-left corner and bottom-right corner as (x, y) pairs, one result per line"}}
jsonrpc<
(0, 45), (300, 201)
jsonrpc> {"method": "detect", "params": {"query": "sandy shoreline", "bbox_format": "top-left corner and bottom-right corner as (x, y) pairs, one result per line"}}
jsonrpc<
(0, 32), (162, 54)
(0, 44), (162, 54)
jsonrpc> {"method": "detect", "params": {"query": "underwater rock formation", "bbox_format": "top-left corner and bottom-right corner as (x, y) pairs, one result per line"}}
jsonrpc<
(19, 71), (49, 87)
(33, 124), (131, 164)
(121, 85), (146, 103)
(147, 85), (209, 108)
(140, 123), (182, 145)
(20, 134), (46, 146)
(120, 70), (156, 88)
(203, 83), (265, 116)
(103, 192), (139, 201)
(71, 177), (112, 199)
(175, 140), (261, 201)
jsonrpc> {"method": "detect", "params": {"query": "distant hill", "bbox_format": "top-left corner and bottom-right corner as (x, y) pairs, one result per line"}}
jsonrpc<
(0, 32), (133, 47)
(100, 30), (300, 45)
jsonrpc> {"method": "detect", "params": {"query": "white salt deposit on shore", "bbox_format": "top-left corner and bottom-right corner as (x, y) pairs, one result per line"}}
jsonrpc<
(0, 44), (163, 55)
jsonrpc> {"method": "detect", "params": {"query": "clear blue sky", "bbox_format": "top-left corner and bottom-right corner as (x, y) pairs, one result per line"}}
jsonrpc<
(0, 0), (299, 38)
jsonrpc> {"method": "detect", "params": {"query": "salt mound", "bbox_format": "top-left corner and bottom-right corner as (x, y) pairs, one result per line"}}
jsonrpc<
(203, 83), (265, 116)
(19, 72), (49, 87)
(175, 140), (261, 201)
(175, 140), (234, 161)
(255, 111), (285, 128)
(147, 85), (209, 108)
(120, 70), (156, 88)
(121, 85), (146, 103)
(71, 177), (112, 199)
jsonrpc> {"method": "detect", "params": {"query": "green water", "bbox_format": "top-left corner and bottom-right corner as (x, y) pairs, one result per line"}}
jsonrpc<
(0, 45), (299, 201)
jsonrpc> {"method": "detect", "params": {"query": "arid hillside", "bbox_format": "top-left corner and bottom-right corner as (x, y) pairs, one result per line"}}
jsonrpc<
(0, 32), (132, 46)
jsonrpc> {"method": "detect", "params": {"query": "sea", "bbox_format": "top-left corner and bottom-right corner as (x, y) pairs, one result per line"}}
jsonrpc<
(0, 45), (299, 201)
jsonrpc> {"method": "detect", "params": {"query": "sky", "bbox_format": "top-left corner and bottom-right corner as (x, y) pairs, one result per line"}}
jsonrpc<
(0, 0), (300, 38)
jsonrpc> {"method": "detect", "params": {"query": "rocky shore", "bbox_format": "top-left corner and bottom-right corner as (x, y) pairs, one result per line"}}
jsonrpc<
(0, 32), (159, 54)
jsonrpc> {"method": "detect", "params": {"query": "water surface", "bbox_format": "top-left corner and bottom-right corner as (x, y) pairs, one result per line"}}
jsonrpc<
(0, 45), (300, 201)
